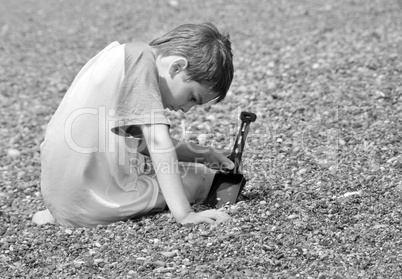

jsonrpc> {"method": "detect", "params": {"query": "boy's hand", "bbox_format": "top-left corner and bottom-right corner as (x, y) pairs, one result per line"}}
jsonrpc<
(204, 148), (234, 171)
(180, 210), (230, 224)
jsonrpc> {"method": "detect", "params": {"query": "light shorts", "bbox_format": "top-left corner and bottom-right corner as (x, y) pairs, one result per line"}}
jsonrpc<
(42, 153), (161, 227)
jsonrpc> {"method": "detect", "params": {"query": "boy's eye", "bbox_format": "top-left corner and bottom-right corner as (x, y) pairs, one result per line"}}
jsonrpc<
(190, 93), (202, 105)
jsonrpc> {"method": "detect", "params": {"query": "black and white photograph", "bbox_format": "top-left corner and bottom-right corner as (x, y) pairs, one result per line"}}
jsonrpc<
(1, 0), (401, 278)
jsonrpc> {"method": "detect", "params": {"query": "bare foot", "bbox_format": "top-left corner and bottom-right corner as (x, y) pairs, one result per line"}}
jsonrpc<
(32, 209), (56, 225)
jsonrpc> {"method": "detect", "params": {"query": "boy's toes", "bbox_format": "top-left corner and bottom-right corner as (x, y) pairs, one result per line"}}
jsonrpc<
(32, 209), (56, 225)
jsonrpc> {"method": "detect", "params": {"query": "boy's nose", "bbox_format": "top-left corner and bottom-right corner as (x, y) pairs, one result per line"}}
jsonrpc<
(181, 103), (194, 113)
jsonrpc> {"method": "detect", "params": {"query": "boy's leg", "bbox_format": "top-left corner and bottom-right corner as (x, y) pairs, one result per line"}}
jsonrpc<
(179, 163), (216, 205)
(150, 163), (216, 212)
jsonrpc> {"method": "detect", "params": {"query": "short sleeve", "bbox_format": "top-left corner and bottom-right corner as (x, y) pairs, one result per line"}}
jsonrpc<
(110, 42), (170, 137)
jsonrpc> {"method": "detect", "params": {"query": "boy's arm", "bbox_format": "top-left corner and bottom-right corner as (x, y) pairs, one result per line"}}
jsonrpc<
(172, 139), (234, 171)
(171, 139), (209, 162)
(140, 124), (229, 224)
(138, 137), (234, 170)
(137, 137), (202, 160)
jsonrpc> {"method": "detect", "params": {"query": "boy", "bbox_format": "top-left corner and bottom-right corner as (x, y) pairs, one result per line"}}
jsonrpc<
(32, 22), (234, 227)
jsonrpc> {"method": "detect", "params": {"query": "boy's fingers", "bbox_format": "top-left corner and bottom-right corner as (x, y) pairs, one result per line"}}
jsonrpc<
(220, 157), (234, 170)
(220, 149), (232, 157)
(215, 217), (230, 224)
(225, 159), (235, 170)
(203, 210), (231, 223)
(196, 215), (215, 224)
(204, 218), (216, 224)
(217, 212), (231, 221)
(181, 210), (230, 225)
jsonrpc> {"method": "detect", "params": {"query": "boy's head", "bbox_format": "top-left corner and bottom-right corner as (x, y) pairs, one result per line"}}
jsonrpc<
(150, 22), (234, 103)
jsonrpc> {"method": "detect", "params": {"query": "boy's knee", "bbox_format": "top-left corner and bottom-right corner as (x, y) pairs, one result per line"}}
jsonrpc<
(180, 163), (215, 205)
(181, 163), (211, 178)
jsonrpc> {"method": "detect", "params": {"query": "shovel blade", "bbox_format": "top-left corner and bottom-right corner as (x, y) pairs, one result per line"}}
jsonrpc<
(205, 172), (246, 208)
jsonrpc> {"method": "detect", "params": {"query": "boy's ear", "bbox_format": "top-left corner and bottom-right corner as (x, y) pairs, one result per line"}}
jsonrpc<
(168, 57), (188, 77)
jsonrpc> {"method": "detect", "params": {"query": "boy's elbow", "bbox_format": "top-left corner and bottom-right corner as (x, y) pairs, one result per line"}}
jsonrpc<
(141, 124), (173, 152)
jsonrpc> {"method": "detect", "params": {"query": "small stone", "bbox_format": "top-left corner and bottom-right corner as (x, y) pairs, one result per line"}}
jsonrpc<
(266, 81), (277, 90)
(260, 200), (267, 205)
(267, 61), (275, 68)
(197, 134), (207, 145)
(206, 115), (216, 122)
(342, 191), (362, 198)
(153, 260), (166, 267)
(182, 259), (191, 266)
(6, 237), (17, 243)
(297, 168), (307, 175)
(7, 149), (20, 158)
(386, 156), (399, 164)
(17, 171), (26, 179)
(167, 262), (177, 269)
(93, 258), (104, 264)
(160, 250), (178, 258)
(168, 0), (179, 7)
(74, 260), (85, 266)
(373, 224), (388, 229)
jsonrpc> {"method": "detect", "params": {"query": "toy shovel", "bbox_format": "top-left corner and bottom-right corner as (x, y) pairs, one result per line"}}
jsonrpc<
(205, 111), (257, 208)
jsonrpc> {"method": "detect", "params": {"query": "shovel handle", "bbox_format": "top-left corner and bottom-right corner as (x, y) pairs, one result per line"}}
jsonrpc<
(229, 111), (257, 173)
(240, 111), (257, 123)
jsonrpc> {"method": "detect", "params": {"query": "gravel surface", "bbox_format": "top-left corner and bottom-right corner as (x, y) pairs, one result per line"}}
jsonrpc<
(1, 0), (402, 278)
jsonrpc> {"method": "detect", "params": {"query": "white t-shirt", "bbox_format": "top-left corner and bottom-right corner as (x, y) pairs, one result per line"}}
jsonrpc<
(40, 42), (169, 227)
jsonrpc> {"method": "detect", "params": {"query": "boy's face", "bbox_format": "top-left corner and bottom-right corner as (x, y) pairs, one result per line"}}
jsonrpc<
(162, 73), (218, 113)
(158, 56), (219, 113)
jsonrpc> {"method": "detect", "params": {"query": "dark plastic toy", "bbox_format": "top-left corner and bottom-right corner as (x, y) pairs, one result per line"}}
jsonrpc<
(205, 111), (257, 208)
